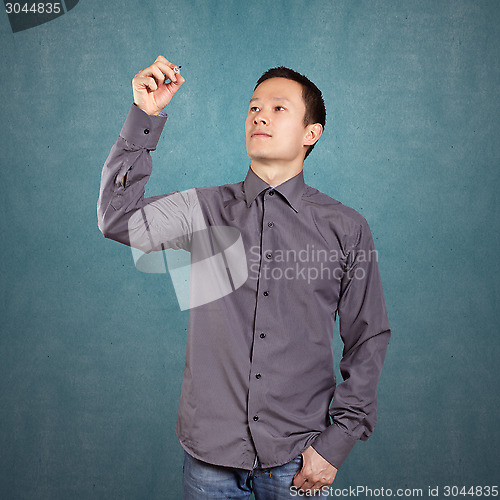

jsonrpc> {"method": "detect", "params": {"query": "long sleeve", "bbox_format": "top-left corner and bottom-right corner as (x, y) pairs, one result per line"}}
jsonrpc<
(312, 218), (391, 469)
(97, 104), (198, 252)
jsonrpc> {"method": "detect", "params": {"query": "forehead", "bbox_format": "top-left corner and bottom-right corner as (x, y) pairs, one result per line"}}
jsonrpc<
(250, 77), (305, 105)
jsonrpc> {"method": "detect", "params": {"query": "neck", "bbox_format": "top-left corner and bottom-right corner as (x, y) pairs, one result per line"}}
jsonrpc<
(249, 159), (304, 187)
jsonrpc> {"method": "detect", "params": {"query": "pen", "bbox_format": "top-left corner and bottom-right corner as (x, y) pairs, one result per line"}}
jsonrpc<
(163, 66), (181, 81)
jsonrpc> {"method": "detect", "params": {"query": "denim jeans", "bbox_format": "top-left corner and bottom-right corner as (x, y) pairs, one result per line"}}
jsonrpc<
(182, 450), (303, 499)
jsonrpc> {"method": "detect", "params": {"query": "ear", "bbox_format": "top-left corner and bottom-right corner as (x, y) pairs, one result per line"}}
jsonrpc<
(303, 123), (323, 147)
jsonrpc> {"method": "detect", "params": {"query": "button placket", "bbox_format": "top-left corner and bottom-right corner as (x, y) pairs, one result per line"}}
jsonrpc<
(263, 188), (274, 290)
(248, 188), (277, 435)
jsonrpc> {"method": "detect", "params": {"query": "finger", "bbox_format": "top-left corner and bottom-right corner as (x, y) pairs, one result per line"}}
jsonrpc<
(135, 64), (170, 86)
(293, 468), (319, 490)
(134, 66), (166, 90)
(134, 75), (158, 92)
(292, 471), (307, 489)
(172, 70), (185, 87)
(158, 63), (183, 85)
(292, 457), (310, 489)
(149, 64), (172, 85)
(308, 480), (326, 494)
(295, 480), (316, 496)
(162, 67), (185, 92)
(155, 55), (181, 76)
(153, 57), (181, 79)
(136, 58), (173, 77)
(155, 55), (173, 67)
(305, 481), (323, 495)
(150, 62), (175, 82)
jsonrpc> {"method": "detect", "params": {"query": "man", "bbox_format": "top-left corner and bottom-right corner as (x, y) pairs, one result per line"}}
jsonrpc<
(97, 55), (391, 499)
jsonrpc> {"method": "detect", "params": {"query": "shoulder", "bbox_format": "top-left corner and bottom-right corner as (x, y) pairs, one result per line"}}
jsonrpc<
(302, 184), (376, 252)
(194, 180), (245, 207)
(196, 180), (244, 195)
(303, 184), (369, 228)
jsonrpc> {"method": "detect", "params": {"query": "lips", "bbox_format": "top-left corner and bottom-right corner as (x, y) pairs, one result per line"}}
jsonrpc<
(251, 131), (272, 138)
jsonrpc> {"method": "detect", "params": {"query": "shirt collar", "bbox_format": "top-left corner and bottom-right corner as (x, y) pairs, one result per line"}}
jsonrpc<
(243, 167), (305, 213)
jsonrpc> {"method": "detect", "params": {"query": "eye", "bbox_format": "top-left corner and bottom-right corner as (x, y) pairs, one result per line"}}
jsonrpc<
(275, 106), (286, 111)
(250, 106), (260, 112)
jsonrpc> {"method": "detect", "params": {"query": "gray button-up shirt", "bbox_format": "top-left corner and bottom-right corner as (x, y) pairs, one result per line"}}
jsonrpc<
(97, 104), (391, 470)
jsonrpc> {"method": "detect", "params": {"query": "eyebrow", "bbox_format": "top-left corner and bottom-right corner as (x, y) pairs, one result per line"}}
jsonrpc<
(249, 97), (291, 103)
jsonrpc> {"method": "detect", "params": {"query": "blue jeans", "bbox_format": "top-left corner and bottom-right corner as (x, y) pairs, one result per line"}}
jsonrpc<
(183, 451), (303, 499)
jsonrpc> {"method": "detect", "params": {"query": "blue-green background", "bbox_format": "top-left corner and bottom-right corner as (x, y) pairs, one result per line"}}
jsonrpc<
(1, 1), (499, 498)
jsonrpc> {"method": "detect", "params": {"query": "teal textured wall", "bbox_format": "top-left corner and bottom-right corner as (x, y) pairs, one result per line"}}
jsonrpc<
(1, 1), (499, 498)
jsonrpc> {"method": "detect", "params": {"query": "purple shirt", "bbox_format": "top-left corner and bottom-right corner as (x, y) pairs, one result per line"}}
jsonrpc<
(97, 103), (391, 470)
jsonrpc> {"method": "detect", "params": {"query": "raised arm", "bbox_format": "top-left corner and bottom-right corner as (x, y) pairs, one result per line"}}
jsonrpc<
(97, 56), (197, 252)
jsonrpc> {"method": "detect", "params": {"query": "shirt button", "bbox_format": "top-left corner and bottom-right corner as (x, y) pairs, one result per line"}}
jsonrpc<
(143, 128), (150, 134)
(256, 373), (262, 379)
(260, 333), (266, 339)
(263, 291), (269, 296)
(253, 415), (259, 421)
(265, 252), (272, 260)
(268, 222), (274, 228)
(269, 190), (275, 196)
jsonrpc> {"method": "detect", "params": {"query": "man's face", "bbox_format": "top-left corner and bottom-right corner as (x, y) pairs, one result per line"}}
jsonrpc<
(245, 77), (311, 166)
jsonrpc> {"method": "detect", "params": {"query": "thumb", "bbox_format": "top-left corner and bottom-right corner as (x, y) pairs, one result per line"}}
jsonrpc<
(162, 72), (185, 100)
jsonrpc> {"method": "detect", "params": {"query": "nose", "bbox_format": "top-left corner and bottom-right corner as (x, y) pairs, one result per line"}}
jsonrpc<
(253, 113), (268, 125)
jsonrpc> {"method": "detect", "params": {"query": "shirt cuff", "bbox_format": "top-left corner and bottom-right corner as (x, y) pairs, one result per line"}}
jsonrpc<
(119, 103), (168, 150)
(311, 423), (357, 469)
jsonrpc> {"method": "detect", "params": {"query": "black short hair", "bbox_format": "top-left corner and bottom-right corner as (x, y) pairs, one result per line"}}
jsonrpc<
(254, 67), (326, 159)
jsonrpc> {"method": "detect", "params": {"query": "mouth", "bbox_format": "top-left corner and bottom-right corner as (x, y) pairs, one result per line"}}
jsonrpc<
(251, 132), (272, 138)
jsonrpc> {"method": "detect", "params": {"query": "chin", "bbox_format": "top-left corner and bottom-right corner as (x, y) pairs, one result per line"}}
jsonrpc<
(250, 154), (274, 164)
(248, 150), (268, 161)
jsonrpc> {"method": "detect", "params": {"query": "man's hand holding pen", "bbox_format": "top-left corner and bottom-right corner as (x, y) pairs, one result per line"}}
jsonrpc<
(132, 55), (184, 116)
